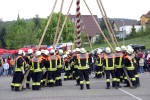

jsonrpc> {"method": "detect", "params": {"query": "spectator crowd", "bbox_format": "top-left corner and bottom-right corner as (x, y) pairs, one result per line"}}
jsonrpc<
(0, 56), (15, 77)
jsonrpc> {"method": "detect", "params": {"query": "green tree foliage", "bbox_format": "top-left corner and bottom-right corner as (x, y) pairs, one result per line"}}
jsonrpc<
(2, 13), (74, 49)
(5, 19), (38, 49)
(129, 25), (136, 37)
(36, 13), (74, 45)
(0, 27), (7, 48)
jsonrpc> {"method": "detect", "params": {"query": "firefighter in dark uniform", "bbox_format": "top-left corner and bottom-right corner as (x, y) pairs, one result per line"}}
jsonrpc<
(132, 52), (140, 87)
(123, 47), (137, 88)
(64, 53), (71, 81)
(32, 51), (44, 90)
(25, 49), (34, 89)
(73, 48), (80, 85)
(70, 50), (76, 80)
(55, 49), (63, 86)
(40, 50), (47, 86)
(121, 45), (127, 83)
(77, 48), (90, 90)
(11, 50), (25, 91)
(115, 47), (124, 88)
(127, 46), (140, 87)
(103, 47), (117, 89)
(47, 49), (58, 87)
(95, 49), (103, 78)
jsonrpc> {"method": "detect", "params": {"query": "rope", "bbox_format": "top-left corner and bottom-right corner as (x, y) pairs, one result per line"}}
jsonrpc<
(56, 0), (74, 45)
(99, 0), (119, 47)
(37, 0), (58, 50)
(53, 0), (64, 48)
(83, 0), (114, 52)
(96, 0), (117, 48)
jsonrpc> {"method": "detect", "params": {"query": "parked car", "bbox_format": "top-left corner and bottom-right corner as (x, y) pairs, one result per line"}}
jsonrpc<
(128, 44), (145, 51)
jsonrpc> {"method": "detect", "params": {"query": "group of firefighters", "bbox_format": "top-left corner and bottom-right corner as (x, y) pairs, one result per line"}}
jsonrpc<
(10, 45), (140, 91)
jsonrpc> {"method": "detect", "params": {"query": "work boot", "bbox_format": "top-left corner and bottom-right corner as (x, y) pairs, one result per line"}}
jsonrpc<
(59, 80), (62, 86)
(112, 81), (116, 87)
(106, 82), (110, 89)
(80, 84), (84, 90)
(136, 77), (140, 87)
(86, 84), (90, 89)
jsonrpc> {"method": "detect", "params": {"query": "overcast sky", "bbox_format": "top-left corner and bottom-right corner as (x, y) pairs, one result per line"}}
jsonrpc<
(0, 0), (150, 21)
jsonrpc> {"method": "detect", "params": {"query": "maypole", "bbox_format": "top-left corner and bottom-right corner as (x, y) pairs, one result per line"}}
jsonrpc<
(76, 0), (81, 48)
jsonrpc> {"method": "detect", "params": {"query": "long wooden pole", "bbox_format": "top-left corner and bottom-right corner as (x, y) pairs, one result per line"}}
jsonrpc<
(96, 0), (117, 48)
(99, 0), (119, 46)
(37, 0), (58, 50)
(53, 0), (64, 47)
(83, 0), (114, 52)
(56, 0), (74, 45)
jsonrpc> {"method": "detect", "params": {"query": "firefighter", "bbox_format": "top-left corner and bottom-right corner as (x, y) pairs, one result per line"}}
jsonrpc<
(66, 51), (73, 80)
(103, 47), (117, 89)
(121, 45), (127, 83)
(127, 45), (140, 87)
(73, 48), (80, 85)
(115, 47), (124, 88)
(64, 53), (71, 81)
(95, 49), (103, 78)
(123, 47), (137, 89)
(32, 51), (44, 90)
(47, 49), (58, 87)
(11, 50), (25, 91)
(25, 49), (34, 89)
(40, 50), (47, 86)
(77, 48), (90, 90)
(55, 49), (63, 86)
(70, 50), (76, 80)
(42, 50), (49, 86)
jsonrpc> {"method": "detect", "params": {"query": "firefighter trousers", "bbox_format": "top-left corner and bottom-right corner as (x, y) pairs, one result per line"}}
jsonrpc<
(95, 66), (103, 78)
(75, 68), (80, 85)
(64, 70), (71, 80)
(48, 71), (56, 87)
(105, 70), (117, 88)
(32, 72), (42, 90)
(115, 68), (123, 86)
(26, 70), (33, 88)
(78, 69), (90, 89)
(11, 71), (24, 91)
(55, 68), (62, 86)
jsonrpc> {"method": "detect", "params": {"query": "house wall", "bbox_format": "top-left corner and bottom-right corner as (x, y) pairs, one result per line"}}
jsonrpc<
(119, 25), (143, 35)
(90, 35), (99, 43)
(140, 16), (149, 25)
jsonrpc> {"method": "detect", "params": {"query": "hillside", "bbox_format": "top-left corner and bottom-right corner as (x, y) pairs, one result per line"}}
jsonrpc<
(84, 34), (150, 51)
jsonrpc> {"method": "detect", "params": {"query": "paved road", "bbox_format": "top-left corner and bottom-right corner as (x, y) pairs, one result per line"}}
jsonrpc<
(0, 73), (150, 100)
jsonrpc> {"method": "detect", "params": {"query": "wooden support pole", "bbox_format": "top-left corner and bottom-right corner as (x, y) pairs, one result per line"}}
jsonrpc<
(37, 0), (58, 50)
(56, 0), (74, 45)
(99, 0), (119, 47)
(53, 0), (64, 48)
(83, 0), (114, 52)
(96, 0), (117, 48)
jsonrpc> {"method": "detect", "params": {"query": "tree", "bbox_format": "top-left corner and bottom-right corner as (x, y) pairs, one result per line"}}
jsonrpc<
(0, 27), (7, 48)
(130, 25), (136, 37)
(36, 13), (74, 45)
(5, 19), (38, 49)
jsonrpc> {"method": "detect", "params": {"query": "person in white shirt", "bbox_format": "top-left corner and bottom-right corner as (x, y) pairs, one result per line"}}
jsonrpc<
(139, 57), (144, 73)
(2, 59), (9, 77)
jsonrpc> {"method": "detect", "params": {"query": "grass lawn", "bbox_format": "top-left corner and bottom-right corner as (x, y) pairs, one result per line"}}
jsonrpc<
(84, 34), (150, 51)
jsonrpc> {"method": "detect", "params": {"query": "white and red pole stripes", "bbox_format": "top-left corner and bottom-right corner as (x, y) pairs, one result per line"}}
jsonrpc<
(76, 0), (81, 48)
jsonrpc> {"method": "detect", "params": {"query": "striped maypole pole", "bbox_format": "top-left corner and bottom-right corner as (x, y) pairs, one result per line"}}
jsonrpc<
(76, 0), (81, 48)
